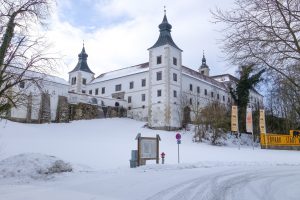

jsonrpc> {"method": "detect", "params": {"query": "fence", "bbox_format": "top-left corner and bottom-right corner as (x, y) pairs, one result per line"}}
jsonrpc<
(260, 130), (300, 150)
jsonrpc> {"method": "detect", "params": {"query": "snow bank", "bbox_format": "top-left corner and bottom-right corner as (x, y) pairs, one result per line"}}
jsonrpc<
(0, 153), (72, 183)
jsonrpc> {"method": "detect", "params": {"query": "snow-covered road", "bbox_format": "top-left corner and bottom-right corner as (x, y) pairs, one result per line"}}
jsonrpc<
(1, 165), (300, 200)
(147, 166), (300, 200)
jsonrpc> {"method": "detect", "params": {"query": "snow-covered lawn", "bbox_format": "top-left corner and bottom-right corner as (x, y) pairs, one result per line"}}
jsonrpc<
(0, 118), (300, 200)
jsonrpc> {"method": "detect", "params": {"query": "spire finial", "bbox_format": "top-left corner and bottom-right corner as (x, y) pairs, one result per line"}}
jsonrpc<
(202, 50), (206, 64)
(164, 6), (166, 15)
(83, 40), (85, 47)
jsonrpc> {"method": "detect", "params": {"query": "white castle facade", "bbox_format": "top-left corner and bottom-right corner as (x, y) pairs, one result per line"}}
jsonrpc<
(7, 13), (263, 130)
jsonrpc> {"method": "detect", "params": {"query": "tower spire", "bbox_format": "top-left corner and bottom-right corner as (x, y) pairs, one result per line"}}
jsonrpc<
(202, 50), (206, 65)
(148, 9), (182, 51)
(69, 43), (94, 74)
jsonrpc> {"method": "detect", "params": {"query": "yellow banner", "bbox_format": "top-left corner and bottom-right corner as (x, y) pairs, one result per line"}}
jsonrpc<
(261, 133), (300, 146)
(246, 107), (253, 133)
(259, 109), (266, 134)
(231, 106), (238, 132)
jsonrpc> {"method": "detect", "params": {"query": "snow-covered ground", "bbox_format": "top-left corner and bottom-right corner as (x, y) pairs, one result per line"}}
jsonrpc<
(0, 118), (300, 200)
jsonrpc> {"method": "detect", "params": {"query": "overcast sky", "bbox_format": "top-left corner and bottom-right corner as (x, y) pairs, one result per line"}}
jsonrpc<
(45, 0), (236, 80)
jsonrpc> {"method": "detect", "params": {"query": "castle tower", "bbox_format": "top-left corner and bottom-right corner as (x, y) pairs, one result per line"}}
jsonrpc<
(148, 10), (183, 130)
(69, 44), (95, 93)
(199, 52), (210, 76)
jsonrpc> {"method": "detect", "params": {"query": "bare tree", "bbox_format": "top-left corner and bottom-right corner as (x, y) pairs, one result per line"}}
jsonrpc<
(212, 0), (300, 89)
(0, 0), (55, 115)
(200, 101), (230, 145)
(266, 67), (300, 132)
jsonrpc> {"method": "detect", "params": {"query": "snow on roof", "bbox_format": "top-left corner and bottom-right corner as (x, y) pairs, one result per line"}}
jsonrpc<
(182, 66), (227, 90)
(91, 63), (149, 84)
(6, 66), (69, 85)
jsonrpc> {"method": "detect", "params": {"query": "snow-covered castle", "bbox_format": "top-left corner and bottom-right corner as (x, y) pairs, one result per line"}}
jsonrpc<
(7, 12), (263, 130)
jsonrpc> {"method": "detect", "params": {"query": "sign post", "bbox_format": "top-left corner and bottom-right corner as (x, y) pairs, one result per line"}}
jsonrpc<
(246, 107), (254, 150)
(176, 133), (181, 164)
(231, 105), (240, 150)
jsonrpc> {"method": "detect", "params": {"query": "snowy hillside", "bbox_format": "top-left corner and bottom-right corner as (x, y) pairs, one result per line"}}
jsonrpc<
(1, 118), (299, 170)
(0, 118), (300, 200)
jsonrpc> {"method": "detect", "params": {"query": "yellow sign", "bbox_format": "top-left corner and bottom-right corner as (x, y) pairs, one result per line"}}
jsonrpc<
(259, 109), (266, 134)
(261, 131), (300, 146)
(231, 106), (238, 132)
(246, 107), (253, 133)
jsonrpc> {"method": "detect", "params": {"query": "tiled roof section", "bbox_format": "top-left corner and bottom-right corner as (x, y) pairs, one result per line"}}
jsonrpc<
(69, 47), (94, 74)
(148, 14), (182, 51)
(182, 66), (226, 89)
(91, 62), (149, 83)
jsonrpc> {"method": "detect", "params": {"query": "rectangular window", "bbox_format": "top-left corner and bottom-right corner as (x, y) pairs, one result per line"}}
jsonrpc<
(129, 81), (134, 89)
(128, 96), (132, 103)
(115, 84), (122, 91)
(101, 87), (105, 94)
(217, 94), (220, 100)
(95, 88), (99, 95)
(89, 90), (92, 95)
(173, 90), (177, 98)
(82, 78), (87, 85)
(156, 71), (162, 81)
(142, 94), (146, 101)
(19, 81), (25, 89)
(173, 73), (177, 82)
(211, 92), (214, 98)
(173, 57), (177, 66)
(197, 86), (200, 94)
(190, 84), (193, 91)
(205, 89), (207, 96)
(190, 98), (193, 105)
(82, 90), (86, 94)
(157, 56), (162, 64)
(157, 90), (162, 97)
(142, 79), (146, 87)
(71, 77), (76, 85)
(223, 95), (225, 102)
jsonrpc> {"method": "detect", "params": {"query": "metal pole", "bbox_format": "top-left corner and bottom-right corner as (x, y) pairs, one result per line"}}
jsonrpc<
(238, 132), (240, 150)
(252, 131), (254, 150)
(178, 143), (180, 164)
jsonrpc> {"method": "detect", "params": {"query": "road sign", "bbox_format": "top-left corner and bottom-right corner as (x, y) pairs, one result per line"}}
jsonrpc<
(177, 140), (181, 144)
(176, 133), (181, 140)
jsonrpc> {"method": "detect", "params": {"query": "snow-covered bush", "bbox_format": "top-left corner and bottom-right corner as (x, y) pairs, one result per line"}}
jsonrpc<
(0, 153), (72, 182)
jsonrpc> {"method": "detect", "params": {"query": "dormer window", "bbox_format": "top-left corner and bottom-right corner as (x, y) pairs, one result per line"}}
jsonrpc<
(157, 56), (162, 64)
(82, 78), (87, 85)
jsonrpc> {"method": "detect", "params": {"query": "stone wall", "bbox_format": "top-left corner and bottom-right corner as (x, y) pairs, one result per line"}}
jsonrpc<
(56, 96), (69, 123)
(69, 103), (101, 120)
(39, 93), (51, 123)
(69, 103), (127, 121)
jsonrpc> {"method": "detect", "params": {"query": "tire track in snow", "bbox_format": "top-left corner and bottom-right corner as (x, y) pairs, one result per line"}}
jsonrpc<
(146, 167), (300, 200)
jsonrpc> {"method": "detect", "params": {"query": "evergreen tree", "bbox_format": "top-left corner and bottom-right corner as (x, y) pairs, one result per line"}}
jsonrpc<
(230, 64), (265, 132)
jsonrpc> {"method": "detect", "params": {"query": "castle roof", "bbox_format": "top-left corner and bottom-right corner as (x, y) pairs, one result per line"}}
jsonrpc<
(69, 46), (94, 74)
(148, 12), (182, 51)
